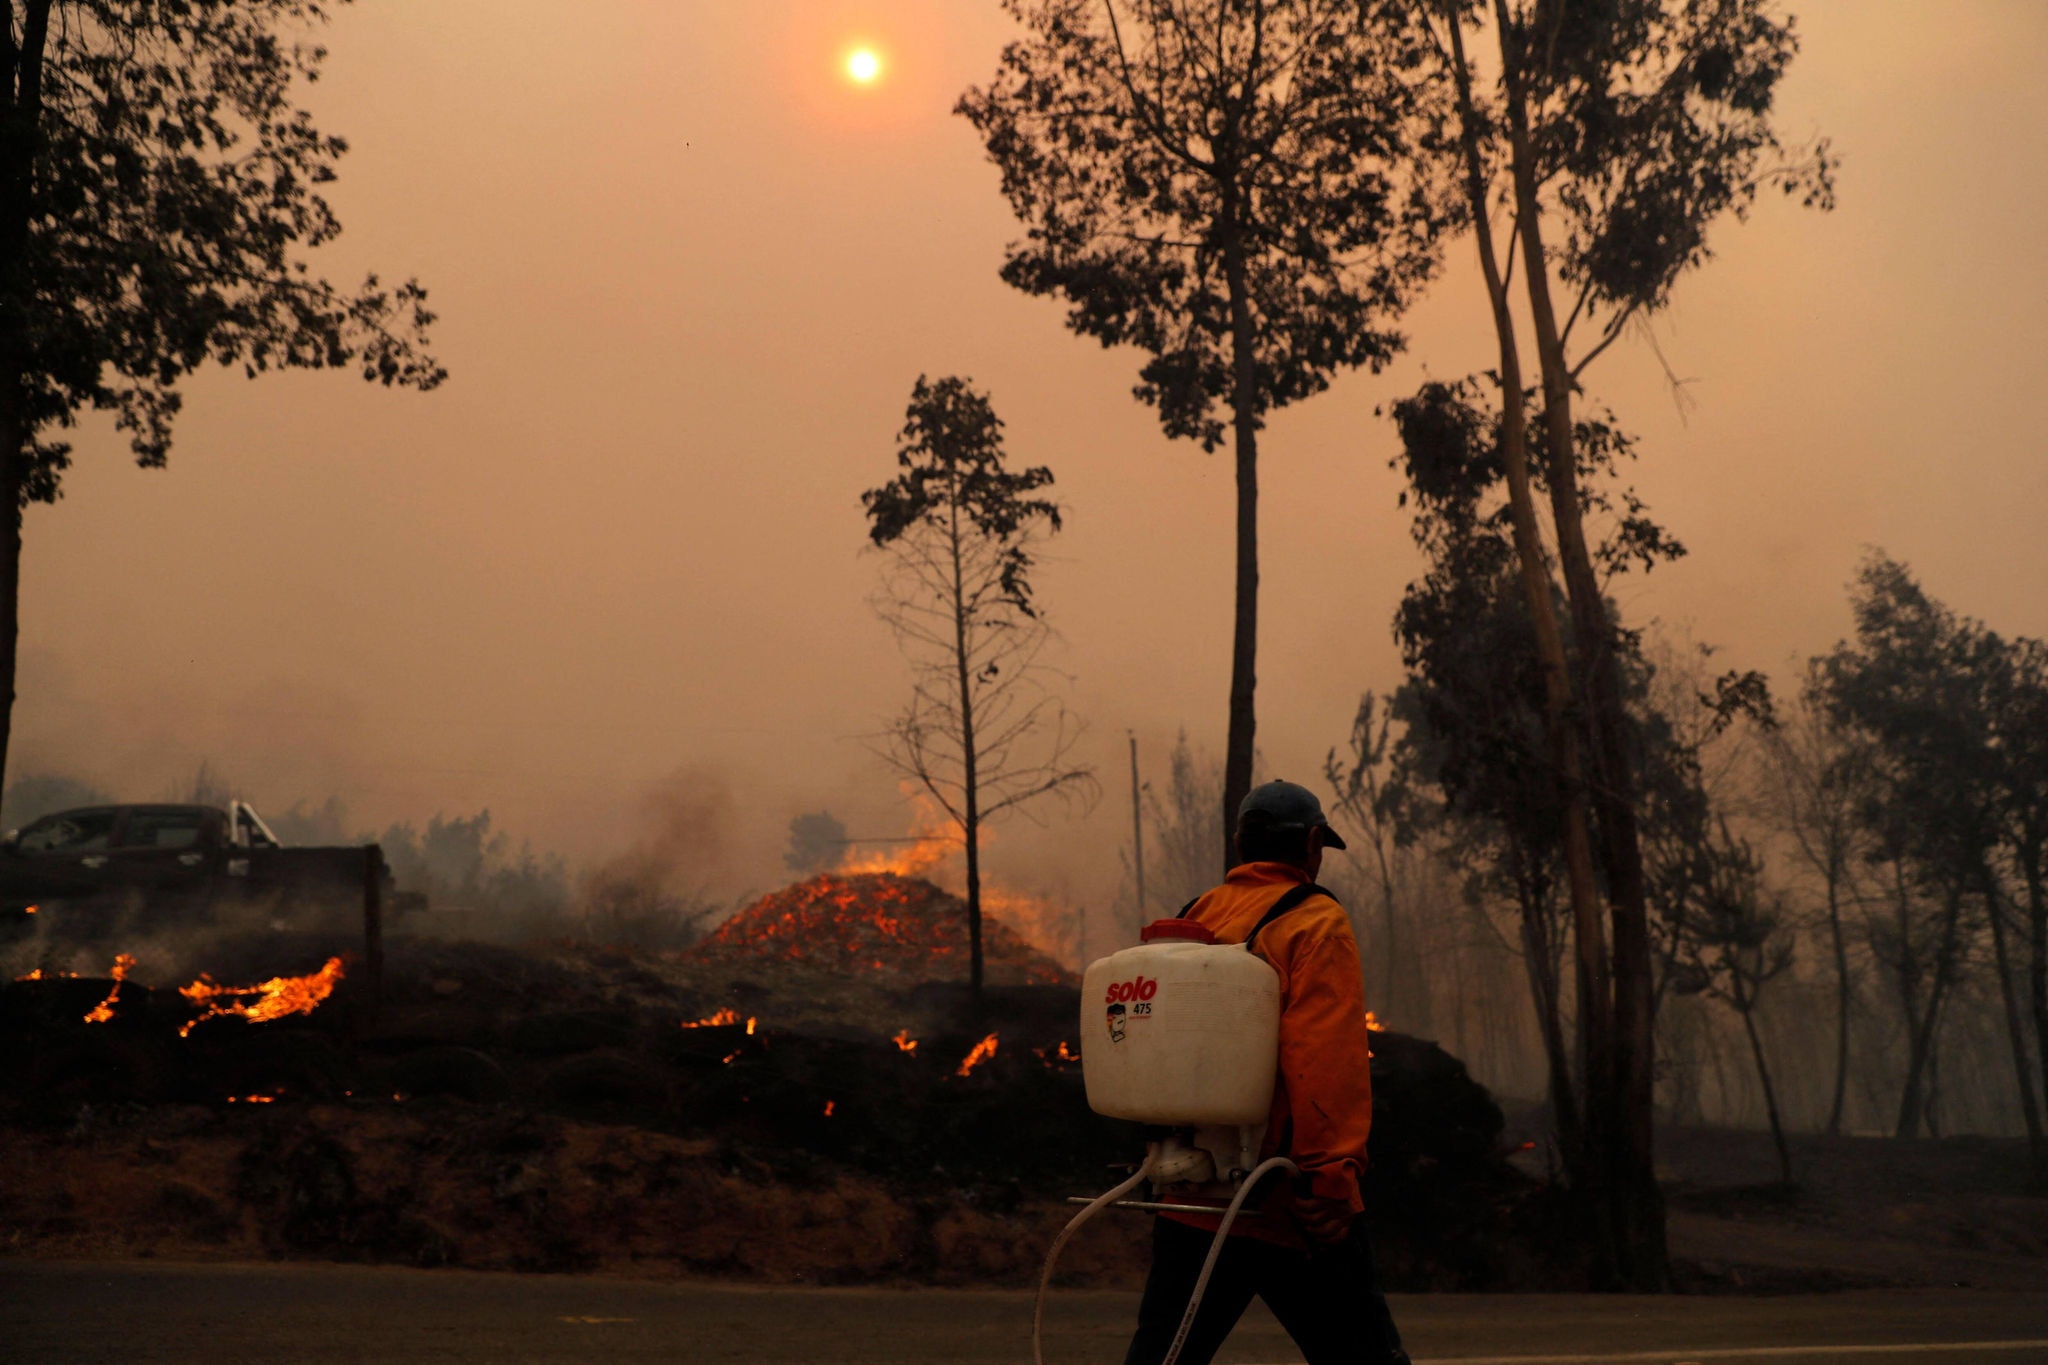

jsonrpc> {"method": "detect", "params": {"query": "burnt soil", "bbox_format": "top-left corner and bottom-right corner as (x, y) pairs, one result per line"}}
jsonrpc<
(3, 916), (2042, 1293)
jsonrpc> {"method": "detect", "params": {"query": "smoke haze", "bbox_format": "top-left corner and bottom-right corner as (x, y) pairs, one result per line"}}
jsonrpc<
(15, 0), (2047, 918)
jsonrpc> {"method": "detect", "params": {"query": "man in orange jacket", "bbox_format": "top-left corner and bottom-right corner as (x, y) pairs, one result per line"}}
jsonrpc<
(1123, 780), (1407, 1365)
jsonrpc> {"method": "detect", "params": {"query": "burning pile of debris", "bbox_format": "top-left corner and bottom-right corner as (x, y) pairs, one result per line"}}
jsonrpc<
(689, 871), (1071, 986)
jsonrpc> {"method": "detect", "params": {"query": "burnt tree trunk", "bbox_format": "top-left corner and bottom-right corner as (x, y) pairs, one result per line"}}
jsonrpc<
(1896, 882), (1962, 1139)
(1825, 859), (1853, 1135)
(1513, 848), (1582, 1161)
(1982, 867), (2045, 1172)
(1220, 203), (1259, 878)
(947, 489), (984, 995)
(0, 379), (21, 798)
(1733, 974), (1793, 1186)
(0, 2), (54, 799)
(1444, 14), (1611, 1242)
(1494, 3), (1665, 1286)
(2024, 851), (2048, 1174)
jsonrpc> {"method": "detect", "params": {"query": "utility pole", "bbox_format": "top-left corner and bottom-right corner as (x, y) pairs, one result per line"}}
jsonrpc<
(1129, 731), (1146, 923)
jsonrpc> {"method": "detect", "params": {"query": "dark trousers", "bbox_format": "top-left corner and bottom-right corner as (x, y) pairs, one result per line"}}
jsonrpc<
(1123, 1216), (1409, 1365)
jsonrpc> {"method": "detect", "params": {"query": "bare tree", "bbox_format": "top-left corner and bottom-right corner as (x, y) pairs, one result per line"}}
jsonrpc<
(1761, 673), (1873, 1135)
(863, 375), (1097, 994)
(1326, 690), (1441, 1031)
(1995, 637), (2048, 1160)
(1141, 729), (1227, 916)
(1666, 818), (1798, 1185)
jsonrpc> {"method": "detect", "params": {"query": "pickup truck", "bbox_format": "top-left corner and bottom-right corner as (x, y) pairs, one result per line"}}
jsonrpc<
(0, 801), (401, 936)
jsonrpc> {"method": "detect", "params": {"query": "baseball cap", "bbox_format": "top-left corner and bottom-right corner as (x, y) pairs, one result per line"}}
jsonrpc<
(1235, 780), (1347, 851)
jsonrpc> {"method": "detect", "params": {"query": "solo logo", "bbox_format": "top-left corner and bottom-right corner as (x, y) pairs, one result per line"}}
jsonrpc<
(1105, 977), (1158, 1005)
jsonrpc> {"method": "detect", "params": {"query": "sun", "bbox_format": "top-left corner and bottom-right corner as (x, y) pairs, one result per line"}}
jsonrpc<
(845, 47), (882, 85)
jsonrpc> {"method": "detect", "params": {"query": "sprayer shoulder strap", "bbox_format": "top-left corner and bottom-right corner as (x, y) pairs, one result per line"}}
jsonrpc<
(1244, 882), (1338, 957)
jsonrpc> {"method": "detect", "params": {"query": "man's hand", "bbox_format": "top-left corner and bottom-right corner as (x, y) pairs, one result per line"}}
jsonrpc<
(1289, 1190), (1357, 1246)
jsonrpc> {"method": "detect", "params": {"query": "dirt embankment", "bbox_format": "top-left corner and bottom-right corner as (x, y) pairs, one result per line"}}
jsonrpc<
(0, 1102), (1153, 1286)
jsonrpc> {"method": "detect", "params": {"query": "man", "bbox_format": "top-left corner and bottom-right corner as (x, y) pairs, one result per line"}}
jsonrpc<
(1124, 780), (1407, 1365)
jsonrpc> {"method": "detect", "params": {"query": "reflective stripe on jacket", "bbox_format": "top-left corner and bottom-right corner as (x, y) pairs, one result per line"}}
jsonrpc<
(1161, 861), (1375, 1248)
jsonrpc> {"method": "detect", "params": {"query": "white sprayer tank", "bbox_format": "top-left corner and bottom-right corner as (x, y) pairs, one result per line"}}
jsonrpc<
(1080, 919), (1281, 1126)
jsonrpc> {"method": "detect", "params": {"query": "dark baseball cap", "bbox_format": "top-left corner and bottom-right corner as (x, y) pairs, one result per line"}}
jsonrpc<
(1235, 780), (1347, 850)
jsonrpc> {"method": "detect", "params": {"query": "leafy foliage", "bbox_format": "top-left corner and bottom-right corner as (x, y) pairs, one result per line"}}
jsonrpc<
(0, 0), (444, 502)
(862, 375), (1060, 618)
(1452, 0), (1836, 375)
(957, 0), (1448, 449)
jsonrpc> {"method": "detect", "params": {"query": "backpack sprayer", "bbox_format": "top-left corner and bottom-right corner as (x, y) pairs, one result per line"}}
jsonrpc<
(1033, 917), (1299, 1365)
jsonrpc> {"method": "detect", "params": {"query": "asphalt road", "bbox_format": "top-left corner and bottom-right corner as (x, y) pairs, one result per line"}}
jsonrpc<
(2, 1260), (2044, 1365)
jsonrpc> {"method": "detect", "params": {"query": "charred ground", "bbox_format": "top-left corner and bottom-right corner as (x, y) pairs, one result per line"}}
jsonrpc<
(0, 872), (2041, 1294)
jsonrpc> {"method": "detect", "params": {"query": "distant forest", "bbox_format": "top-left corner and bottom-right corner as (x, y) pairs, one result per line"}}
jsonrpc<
(1115, 553), (2048, 1160)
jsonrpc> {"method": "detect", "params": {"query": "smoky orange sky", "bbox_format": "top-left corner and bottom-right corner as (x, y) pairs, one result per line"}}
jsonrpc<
(19, 2), (2048, 913)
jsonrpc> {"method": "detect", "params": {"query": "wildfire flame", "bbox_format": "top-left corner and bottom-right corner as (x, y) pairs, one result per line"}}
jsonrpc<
(836, 791), (955, 878)
(823, 794), (1081, 970)
(838, 836), (950, 879)
(1035, 1040), (1081, 1067)
(1364, 1011), (1387, 1033)
(227, 1094), (277, 1104)
(82, 954), (135, 1023)
(23, 904), (35, 915)
(823, 1100), (835, 1117)
(681, 1008), (751, 1030)
(955, 1031), (999, 1077)
(177, 957), (345, 1038)
(13, 967), (77, 982)
(891, 1029), (917, 1054)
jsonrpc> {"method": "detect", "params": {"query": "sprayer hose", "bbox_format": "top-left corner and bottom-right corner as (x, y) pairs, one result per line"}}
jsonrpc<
(1157, 1156), (1298, 1365)
(1032, 1153), (1157, 1365)
(1032, 1151), (1299, 1365)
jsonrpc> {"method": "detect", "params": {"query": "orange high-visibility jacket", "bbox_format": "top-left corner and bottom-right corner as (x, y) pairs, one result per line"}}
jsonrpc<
(1162, 861), (1375, 1248)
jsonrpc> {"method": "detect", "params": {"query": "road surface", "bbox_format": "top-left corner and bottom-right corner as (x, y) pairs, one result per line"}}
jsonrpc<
(1, 1260), (2043, 1363)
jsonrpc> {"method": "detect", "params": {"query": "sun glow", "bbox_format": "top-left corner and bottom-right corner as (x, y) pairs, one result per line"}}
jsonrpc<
(845, 47), (881, 84)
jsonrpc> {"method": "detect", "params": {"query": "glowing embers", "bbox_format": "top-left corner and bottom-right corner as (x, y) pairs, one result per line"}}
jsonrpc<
(955, 1031), (999, 1077)
(177, 956), (345, 1038)
(82, 953), (136, 1023)
(891, 1029), (918, 1054)
(691, 871), (1070, 986)
(680, 1008), (756, 1034)
(823, 1100), (836, 1117)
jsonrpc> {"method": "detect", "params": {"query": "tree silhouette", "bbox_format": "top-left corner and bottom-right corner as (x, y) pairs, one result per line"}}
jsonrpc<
(959, 0), (1447, 872)
(1662, 817), (1797, 1186)
(863, 375), (1096, 994)
(1421, 0), (1833, 1288)
(1760, 673), (1874, 1137)
(784, 812), (849, 877)
(0, 1), (443, 791)
(1817, 554), (2043, 1171)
